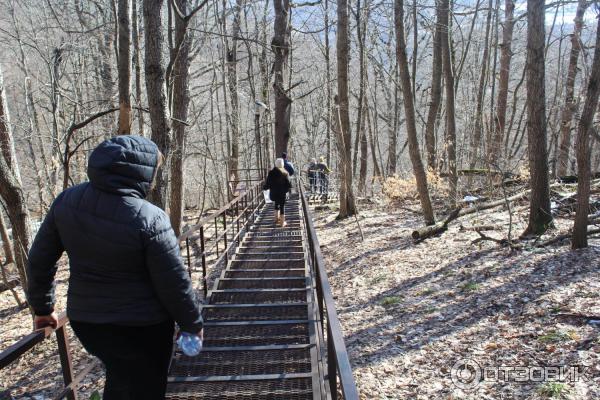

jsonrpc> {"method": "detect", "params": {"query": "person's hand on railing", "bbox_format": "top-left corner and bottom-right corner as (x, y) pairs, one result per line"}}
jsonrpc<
(33, 312), (59, 330)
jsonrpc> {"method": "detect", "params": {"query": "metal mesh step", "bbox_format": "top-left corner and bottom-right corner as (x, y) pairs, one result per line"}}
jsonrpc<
(237, 246), (303, 254)
(203, 305), (309, 322)
(203, 323), (309, 347)
(217, 278), (307, 289)
(209, 290), (307, 305)
(166, 378), (313, 399)
(224, 269), (306, 278)
(230, 260), (305, 269)
(169, 348), (311, 377)
(235, 253), (305, 260)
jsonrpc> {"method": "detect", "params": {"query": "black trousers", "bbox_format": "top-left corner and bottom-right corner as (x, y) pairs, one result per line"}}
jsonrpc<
(71, 319), (174, 400)
(274, 198), (286, 214)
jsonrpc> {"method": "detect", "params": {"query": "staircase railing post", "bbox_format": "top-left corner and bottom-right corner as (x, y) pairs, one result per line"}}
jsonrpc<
(56, 326), (77, 400)
(223, 213), (228, 265)
(200, 226), (207, 298)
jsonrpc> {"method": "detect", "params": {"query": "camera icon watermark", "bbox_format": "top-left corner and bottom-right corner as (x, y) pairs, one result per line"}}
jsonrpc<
(450, 358), (593, 391)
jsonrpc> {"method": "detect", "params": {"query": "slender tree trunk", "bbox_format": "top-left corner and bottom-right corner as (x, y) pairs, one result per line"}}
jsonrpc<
(336, 0), (357, 218)
(424, 4), (442, 171)
(395, 0), (435, 225)
(324, 0), (332, 166)
(226, 0), (243, 184)
(491, 0), (515, 166)
(470, 0), (492, 169)
(143, 0), (172, 209)
(117, 0), (133, 134)
(556, 0), (589, 178)
(440, 0), (457, 203)
(572, 15), (600, 249)
(169, 0), (193, 236)
(132, 0), (144, 136)
(523, 0), (552, 236)
(272, 0), (292, 155)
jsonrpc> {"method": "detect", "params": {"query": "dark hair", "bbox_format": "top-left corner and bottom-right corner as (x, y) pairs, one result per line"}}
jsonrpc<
(281, 152), (287, 159)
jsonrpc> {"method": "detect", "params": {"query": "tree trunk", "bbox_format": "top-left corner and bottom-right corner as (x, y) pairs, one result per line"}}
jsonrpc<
(324, 0), (332, 166)
(0, 66), (31, 295)
(143, 0), (172, 209)
(226, 0), (243, 184)
(356, 0), (369, 193)
(556, 0), (589, 178)
(490, 0), (515, 166)
(424, 5), (442, 171)
(471, 0), (492, 169)
(523, 0), (552, 236)
(440, 0), (457, 203)
(117, 0), (133, 134)
(132, 0), (144, 136)
(572, 15), (600, 249)
(169, 0), (193, 237)
(272, 0), (292, 155)
(336, 0), (357, 218)
(395, 0), (435, 225)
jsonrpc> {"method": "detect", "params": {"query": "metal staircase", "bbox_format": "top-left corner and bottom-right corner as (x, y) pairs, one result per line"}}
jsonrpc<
(166, 194), (326, 399)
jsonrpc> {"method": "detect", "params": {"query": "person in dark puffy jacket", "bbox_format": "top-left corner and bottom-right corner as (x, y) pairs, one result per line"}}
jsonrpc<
(263, 158), (292, 227)
(26, 135), (203, 399)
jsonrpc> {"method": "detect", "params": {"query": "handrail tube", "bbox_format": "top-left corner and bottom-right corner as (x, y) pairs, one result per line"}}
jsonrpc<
(299, 184), (359, 400)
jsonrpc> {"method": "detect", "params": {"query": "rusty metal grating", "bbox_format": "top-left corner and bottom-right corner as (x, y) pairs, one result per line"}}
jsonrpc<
(203, 305), (308, 321)
(203, 323), (309, 347)
(224, 270), (305, 278)
(217, 278), (306, 289)
(210, 290), (306, 304)
(166, 378), (313, 399)
(170, 348), (311, 376)
(230, 260), (305, 269)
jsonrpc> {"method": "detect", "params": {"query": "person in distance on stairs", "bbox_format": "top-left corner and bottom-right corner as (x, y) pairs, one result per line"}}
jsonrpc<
(263, 158), (292, 227)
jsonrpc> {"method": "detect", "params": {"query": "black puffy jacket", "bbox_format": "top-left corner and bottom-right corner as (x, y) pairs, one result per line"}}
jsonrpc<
(263, 167), (292, 202)
(26, 135), (203, 333)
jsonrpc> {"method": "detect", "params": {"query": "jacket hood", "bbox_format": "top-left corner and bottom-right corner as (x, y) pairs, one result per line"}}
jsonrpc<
(87, 135), (160, 198)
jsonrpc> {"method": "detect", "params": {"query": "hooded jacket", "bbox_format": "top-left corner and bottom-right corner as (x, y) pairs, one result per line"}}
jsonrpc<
(26, 135), (203, 333)
(263, 167), (292, 202)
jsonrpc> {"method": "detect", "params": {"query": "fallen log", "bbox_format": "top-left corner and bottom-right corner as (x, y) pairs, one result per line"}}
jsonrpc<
(412, 207), (461, 241)
(0, 275), (18, 292)
(460, 224), (502, 232)
(537, 228), (600, 247)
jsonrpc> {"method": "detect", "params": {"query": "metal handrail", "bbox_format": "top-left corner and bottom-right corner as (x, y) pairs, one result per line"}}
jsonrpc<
(0, 311), (89, 400)
(179, 180), (265, 297)
(299, 182), (359, 399)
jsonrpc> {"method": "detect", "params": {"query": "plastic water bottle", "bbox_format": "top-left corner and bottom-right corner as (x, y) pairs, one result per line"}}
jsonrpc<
(177, 332), (202, 356)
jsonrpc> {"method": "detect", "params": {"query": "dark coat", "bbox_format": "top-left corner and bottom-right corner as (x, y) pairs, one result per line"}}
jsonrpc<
(26, 135), (203, 333)
(263, 167), (292, 202)
(283, 160), (295, 176)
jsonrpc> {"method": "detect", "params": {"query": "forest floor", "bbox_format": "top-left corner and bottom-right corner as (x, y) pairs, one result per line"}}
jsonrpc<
(314, 194), (600, 400)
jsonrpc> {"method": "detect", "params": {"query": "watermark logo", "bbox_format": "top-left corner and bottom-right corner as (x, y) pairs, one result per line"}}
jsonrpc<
(450, 359), (592, 390)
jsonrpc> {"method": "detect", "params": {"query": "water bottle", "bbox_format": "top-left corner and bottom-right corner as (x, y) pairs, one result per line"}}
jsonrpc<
(177, 332), (202, 356)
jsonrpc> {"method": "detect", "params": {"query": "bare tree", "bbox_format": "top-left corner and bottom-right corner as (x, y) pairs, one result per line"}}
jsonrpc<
(143, 0), (172, 208)
(572, 12), (600, 249)
(169, 0), (194, 236)
(336, 0), (357, 218)
(424, 1), (442, 171)
(440, 0), (457, 203)
(0, 65), (32, 297)
(523, 0), (552, 236)
(117, 0), (133, 134)
(272, 0), (292, 155)
(556, 0), (589, 178)
(395, 0), (435, 225)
